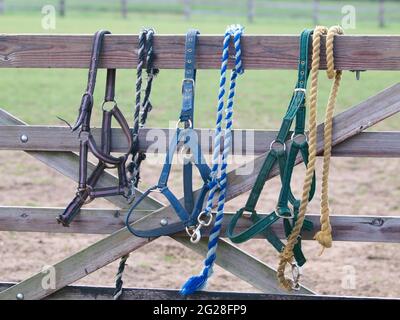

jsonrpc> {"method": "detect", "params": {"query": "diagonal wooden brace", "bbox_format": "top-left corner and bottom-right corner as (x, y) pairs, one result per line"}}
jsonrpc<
(1, 83), (400, 300)
(0, 108), (162, 211)
(0, 110), (314, 297)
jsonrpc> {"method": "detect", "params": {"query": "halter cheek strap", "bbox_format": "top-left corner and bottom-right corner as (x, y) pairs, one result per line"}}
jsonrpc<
(125, 29), (212, 238)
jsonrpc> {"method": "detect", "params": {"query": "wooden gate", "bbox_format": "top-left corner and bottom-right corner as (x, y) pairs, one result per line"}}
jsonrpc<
(0, 34), (400, 299)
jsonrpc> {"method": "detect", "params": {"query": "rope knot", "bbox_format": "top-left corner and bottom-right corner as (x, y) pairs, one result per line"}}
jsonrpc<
(326, 26), (344, 79)
(314, 230), (333, 250)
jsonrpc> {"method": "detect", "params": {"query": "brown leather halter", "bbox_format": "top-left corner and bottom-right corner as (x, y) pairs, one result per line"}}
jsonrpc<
(58, 30), (133, 227)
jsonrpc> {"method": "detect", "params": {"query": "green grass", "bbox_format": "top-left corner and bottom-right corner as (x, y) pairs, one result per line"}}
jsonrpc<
(0, 12), (399, 130)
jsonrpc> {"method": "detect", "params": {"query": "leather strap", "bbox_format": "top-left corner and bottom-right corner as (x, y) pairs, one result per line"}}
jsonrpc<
(71, 30), (110, 132)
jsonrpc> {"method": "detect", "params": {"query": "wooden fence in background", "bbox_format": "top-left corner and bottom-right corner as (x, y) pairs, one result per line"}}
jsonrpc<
(0, 0), (397, 28)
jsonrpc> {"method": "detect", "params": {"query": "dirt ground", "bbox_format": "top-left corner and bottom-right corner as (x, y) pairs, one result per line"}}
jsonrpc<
(0, 150), (400, 298)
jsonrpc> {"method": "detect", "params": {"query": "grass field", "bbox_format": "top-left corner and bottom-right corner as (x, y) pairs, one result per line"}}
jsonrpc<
(0, 10), (399, 130)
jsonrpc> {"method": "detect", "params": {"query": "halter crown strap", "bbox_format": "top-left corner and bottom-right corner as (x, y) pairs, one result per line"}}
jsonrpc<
(276, 29), (310, 143)
(180, 29), (199, 123)
(104, 69), (116, 102)
(71, 30), (111, 132)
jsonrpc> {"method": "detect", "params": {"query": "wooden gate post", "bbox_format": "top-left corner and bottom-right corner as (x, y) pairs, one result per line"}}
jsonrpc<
(59, 0), (65, 17)
(0, 0), (5, 15)
(379, 0), (385, 28)
(121, 0), (128, 19)
(313, 0), (320, 25)
(183, 0), (191, 20)
(247, 0), (255, 23)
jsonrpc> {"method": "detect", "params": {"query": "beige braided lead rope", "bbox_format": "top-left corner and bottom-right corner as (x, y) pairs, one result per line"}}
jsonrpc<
(314, 25), (344, 253)
(277, 25), (328, 291)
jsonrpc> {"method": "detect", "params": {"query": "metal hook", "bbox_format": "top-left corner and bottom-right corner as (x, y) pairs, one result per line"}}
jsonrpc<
(190, 226), (202, 244)
(186, 225), (202, 243)
(291, 263), (302, 291)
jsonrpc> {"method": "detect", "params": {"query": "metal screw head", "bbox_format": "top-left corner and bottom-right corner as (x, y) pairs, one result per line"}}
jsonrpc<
(20, 134), (28, 143)
(16, 293), (24, 300)
(160, 218), (168, 226)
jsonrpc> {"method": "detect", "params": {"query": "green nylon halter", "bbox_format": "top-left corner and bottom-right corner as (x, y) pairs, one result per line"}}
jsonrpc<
(227, 29), (316, 267)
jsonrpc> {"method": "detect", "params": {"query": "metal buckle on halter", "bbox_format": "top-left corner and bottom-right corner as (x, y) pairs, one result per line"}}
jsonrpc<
(151, 186), (166, 193)
(101, 99), (118, 112)
(269, 139), (287, 152)
(294, 88), (306, 93)
(176, 118), (193, 129)
(76, 186), (94, 205)
(181, 78), (195, 93)
(275, 206), (295, 219)
(291, 132), (308, 144)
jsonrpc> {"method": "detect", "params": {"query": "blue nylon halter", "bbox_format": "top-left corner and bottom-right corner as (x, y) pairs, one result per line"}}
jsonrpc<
(125, 29), (212, 238)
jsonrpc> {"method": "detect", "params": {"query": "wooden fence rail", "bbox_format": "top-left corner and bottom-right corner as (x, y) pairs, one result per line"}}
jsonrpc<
(1, 35), (400, 70)
(1, 126), (400, 158)
(0, 206), (398, 243)
(0, 282), (383, 300)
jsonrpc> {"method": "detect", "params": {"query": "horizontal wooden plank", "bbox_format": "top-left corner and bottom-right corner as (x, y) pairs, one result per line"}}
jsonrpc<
(0, 108), (163, 211)
(0, 111), (303, 297)
(0, 282), (382, 300)
(0, 206), (398, 243)
(0, 34), (400, 70)
(1, 126), (399, 158)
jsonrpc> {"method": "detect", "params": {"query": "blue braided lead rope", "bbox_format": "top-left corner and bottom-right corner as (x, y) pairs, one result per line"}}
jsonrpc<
(180, 24), (244, 295)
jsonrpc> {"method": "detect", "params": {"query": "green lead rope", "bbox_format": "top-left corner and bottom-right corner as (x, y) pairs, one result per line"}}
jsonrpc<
(227, 29), (316, 267)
